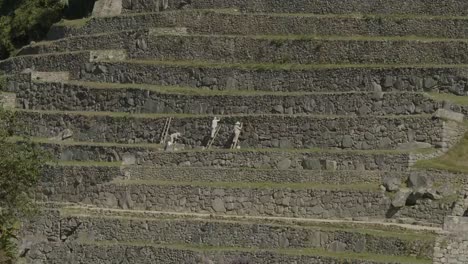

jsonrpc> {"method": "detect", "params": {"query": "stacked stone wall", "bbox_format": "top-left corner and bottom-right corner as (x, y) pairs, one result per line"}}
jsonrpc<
(37, 183), (452, 224)
(43, 144), (412, 171)
(42, 165), (391, 186)
(3, 53), (468, 96)
(433, 217), (468, 264)
(23, 241), (423, 264)
(6, 81), (440, 116)
(81, 62), (468, 95)
(14, 112), (444, 150)
(42, 165), (468, 187)
(21, 31), (468, 65)
(52, 214), (434, 257)
(45, 10), (468, 40)
(123, 0), (468, 16)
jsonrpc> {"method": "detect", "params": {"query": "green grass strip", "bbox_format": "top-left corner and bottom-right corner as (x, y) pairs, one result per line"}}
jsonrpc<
(8, 136), (161, 149)
(61, 208), (436, 241)
(427, 92), (468, 106)
(15, 108), (434, 119)
(80, 7), (468, 21)
(414, 129), (468, 174)
(124, 59), (468, 70)
(148, 32), (468, 42)
(55, 17), (92, 27)
(48, 161), (122, 167)
(77, 240), (432, 264)
(66, 80), (424, 97)
(111, 179), (381, 192)
(8, 136), (432, 155)
(202, 8), (468, 21)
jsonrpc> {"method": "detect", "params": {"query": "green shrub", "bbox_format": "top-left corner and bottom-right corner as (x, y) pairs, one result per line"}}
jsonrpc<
(0, 0), (96, 59)
(0, 110), (48, 262)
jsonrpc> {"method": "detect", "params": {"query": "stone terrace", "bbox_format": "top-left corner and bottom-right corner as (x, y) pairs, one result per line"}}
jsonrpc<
(1, 0), (468, 263)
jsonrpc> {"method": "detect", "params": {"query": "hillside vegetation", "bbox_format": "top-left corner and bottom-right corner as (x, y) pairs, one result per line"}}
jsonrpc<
(0, 0), (95, 60)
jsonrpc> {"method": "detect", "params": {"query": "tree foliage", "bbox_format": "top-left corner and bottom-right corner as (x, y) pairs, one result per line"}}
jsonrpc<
(0, 0), (65, 59)
(0, 110), (48, 262)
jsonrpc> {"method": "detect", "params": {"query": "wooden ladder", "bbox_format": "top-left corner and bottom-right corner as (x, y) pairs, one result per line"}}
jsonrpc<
(207, 125), (222, 149)
(159, 117), (172, 144)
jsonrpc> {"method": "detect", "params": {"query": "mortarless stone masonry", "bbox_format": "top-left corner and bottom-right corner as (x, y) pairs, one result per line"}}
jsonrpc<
(18, 30), (468, 65)
(13, 111), (451, 150)
(5, 81), (445, 116)
(3, 0), (468, 263)
(44, 10), (468, 41)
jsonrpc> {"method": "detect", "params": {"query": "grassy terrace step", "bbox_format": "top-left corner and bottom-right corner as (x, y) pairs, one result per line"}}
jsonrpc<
(80, 60), (468, 95)
(6, 81), (441, 116)
(0, 51), (88, 76)
(125, 0), (468, 16)
(18, 31), (468, 65)
(12, 109), (444, 150)
(2, 52), (468, 95)
(47, 9), (468, 40)
(25, 241), (433, 264)
(29, 138), (415, 171)
(43, 163), (468, 188)
(39, 178), (453, 225)
(42, 162), (399, 187)
(415, 130), (468, 174)
(42, 207), (435, 258)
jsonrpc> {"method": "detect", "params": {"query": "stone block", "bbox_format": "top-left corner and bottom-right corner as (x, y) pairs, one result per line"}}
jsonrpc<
(90, 50), (127, 62)
(433, 109), (465, 123)
(302, 159), (322, 170)
(327, 241), (347, 252)
(408, 172), (433, 190)
(31, 71), (69, 83)
(276, 158), (292, 170)
(392, 188), (412, 208)
(382, 176), (401, 192)
(0, 93), (16, 109)
(92, 0), (123, 17)
(342, 135), (353, 148)
(396, 142), (432, 150)
(323, 160), (337, 171)
(122, 154), (136, 165)
(149, 27), (188, 35)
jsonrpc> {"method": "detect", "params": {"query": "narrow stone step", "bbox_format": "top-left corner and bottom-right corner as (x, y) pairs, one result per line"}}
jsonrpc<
(5, 80), (441, 116)
(124, 0), (468, 16)
(46, 9), (468, 40)
(41, 162), (401, 186)
(12, 109), (446, 150)
(0, 51), (88, 76)
(80, 60), (468, 95)
(18, 31), (468, 64)
(27, 207), (436, 258)
(43, 163), (468, 190)
(38, 178), (453, 225)
(23, 241), (433, 264)
(3, 53), (468, 96)
(31, 139), (414, 171)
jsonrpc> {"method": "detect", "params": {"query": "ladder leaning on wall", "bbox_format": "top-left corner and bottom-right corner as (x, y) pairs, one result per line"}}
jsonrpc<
(207, 125), (222, 149)
(159, 117), (172, 144)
